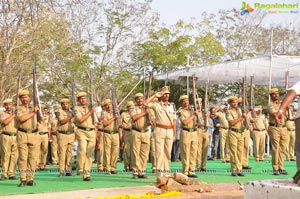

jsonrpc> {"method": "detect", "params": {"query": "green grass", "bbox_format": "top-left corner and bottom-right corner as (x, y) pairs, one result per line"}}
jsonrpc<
(0, 156), (297, 196)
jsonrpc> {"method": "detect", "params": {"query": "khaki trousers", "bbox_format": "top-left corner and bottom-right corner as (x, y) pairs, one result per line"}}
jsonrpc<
(131, 130), (150, 176)
(58, 133), (75, 173)
(220, 128), (230, 161)
(17, 131), (41, 181)
(196, 128), (209, 169)
(51, 135), (59, 164)
(97, 131), (104, 170)
(38, 134), (48, 169)
(242, 129), (250, 166)
(287, 130), (295, 160)
(0, 134), (18, 177)
(76, 129), (96, 178)
(150, 133), (156, 170)
(153, 127), (173, 175)
(180, 130), (198, 175)
(123, 130), (132, 170)
(268, 126), (289, 170)
(103, 132), (119, 172)
(252, 130), (266, 161)
(228, 130), (244, 172)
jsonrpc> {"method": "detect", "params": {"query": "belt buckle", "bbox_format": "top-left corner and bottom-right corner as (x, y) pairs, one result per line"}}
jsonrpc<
(189, 129), (193, 132)
(27, 130), (32, 133)
(141, 130), (145, 133)
(66, 132), (70, 134)
(86, 128), (91, 131)
(110, 131), (114, 135)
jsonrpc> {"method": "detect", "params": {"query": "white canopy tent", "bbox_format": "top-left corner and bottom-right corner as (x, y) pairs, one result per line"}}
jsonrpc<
(154, 55), (300, 87)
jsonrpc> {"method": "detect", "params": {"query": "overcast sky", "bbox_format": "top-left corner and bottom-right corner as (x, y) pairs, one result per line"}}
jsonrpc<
(151, 0), (300, 26)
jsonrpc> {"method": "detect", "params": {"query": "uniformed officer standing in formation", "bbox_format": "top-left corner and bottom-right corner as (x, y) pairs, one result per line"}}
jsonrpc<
(0, 99), (18, 181)
(102, 99), (120, 175)
(74, 92), (96, 181)
(16, 90), (40, 186)
(286, 105), (296, 161)
(227, 96), (246, 176)
(50, 108), (59, 165)
(57, 98), (75, 177)
(268, 88), (289, 175)
(121, 101), (134, 172)
(96, 102), (105, 172)
(216, 105), (230, 163)
(249, 105), (268, 162)
(130, 93), (151, 179)
(37, 104), (51, 170)
(178, 95), (198, 177)
(144, 86), (176, 177)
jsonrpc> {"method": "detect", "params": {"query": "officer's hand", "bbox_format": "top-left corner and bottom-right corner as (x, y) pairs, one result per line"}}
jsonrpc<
(89, 107), (96, 113)
(33, 106), (39, 113)
(114, 114), (119, 120)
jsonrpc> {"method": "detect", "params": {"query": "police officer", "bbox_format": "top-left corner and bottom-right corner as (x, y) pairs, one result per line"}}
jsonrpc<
(16, 90), (40, 186)
(49, 108), (59, 165)
(0, 99), (18, 181)
(74, 92), (96, 181)
(57, 98), (75, 177)
(216, 105), (230, 163)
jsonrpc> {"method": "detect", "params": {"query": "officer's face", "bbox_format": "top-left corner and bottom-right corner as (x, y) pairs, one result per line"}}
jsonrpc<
(78, 96), (88, 106)
(19, 95), (30, 105)
(61, 102), (69, 110)
(270, 92), (279, 101)
(135, 96), (144, 106)
(230, 100), (238, 108)
(181, 98), (189, 108)
(4, 103), (13, 111)
(160, 93), (169, 102)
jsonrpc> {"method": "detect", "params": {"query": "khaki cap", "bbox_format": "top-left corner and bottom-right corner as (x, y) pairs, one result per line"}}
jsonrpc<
(127, 101), (134, 107)
(196, 98), (202, 102)
(269, 88), (279, 94)
(3, 98), (13, 104)
(160, 86), (170, 93)
(60, 98), (70, 103)
(103, 99), (111, 106)
(134, 93), (144, 98)
(76, 92), (87, 98)
(227, 96), (238, 103)
(18, 90), (30, 97)
(237, 97), (242, 103)
(40, 104), (46, 109)
(179, 95), (188, 102)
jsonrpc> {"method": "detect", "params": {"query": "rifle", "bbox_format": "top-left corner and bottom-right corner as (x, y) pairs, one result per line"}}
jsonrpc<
(241, 77), (249, 128)
(32, 59), (42, 122)
(89, 68), (98, 124)
(71, 81), (76, 115)
(192, 74), (201, 124)
(145, 72), (153, 124)
(16, 73), (22, 106)
(250, 76), (256, 118)
(111, 83), (123, 144)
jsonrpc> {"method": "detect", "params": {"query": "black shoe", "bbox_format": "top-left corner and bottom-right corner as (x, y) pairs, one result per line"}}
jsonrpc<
(279, 170), (288, 175)
(242, 166), (252, 170)
(83, 177), (91, 181)
(237, 172), (245, 176)
(111, 170), (118, 174)
(273, 170), (280, 175)
(0, 176), (7, 181)
(187, 174), (198, 178)
(19, 181), (27, 187)
(138, 175), (147, 179)
(66, 172), (73, 176)
(200, 168), (207, 172)
(231, 172), (238, 177)
(27, 180), (36, 186)
(290, 159), (296, 161)
(8, 176), (17, 180)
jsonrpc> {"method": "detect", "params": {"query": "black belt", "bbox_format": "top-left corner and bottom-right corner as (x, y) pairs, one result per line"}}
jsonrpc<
(269, 123), (286, 128)
(77, 126), (94, 131)
(123, 128), (131, 131)
(39, 132), (48, 135)
(182, 127), (197, 132)
(103, 129), (118, 134)
(230, 128), (244, 134)
(132, 127), (147, 133)
(18, 128), (38, 133)
(2, 132), (17, 136)
(198, 126), (208, 130)
(58, 131), (74, 135)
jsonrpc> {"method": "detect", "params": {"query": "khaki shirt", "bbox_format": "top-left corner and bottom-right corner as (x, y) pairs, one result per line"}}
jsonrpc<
(103, 111), (118, 131)
(38, 114), (50, 133)
(268, 100), (286, 125)
(16, 105), (38, 130)
(178, 107), (196, 129)
(74, 105), (94, 129)
(122, 111), (132, 129)
(0, 110), (17, 133)
(250, 113), (267, 131)
(149, 101), (177, 126)
(216, 111), (229, 129)
(57, 109), (74, 132)
(227, 107), (244, 130)
(131, 106), (150, 130)
(50, 117), (58, 134)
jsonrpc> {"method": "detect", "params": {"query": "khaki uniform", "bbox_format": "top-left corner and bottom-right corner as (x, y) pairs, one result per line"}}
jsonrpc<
(242, 113), (251, 167)
(149, 109), (156, 172)
(149, 101), (176, 176)
(103, 111), (119, 173)
(250, 113), (267, 161)
(16, 105), (40, 182)
(227, 107), (245, 172)
(37, 114), (50, 169)
(130, 105), (150, 176)
(121, 110), (132, 170)
(97, 111), (104, 171)
(196, 114), (209, 170)
(268, 101), (289, 171)
(57, 109), (75, 174)
(286, 120), (295, 160)
(178, 107), (198, 175)
(74, 105), (96, 178)
(0, 110), (18, 178)
(216, 111), (230, 162)
(50, 117), (59, 164)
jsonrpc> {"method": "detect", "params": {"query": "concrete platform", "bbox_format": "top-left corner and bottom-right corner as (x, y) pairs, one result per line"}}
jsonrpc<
(244, 179), (300, 199)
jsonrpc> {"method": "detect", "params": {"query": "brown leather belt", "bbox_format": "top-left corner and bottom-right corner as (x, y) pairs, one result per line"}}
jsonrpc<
(18, 128), (38, 133)
(77, 126), (94, 131)
(221, 127), (228, 130)
(2, 132), (17, 136)
(253, 128), (266, 132)
(156, 124), (173, 129)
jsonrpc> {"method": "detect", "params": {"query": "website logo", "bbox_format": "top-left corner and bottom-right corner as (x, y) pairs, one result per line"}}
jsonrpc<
(241, 1), (254, 15)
